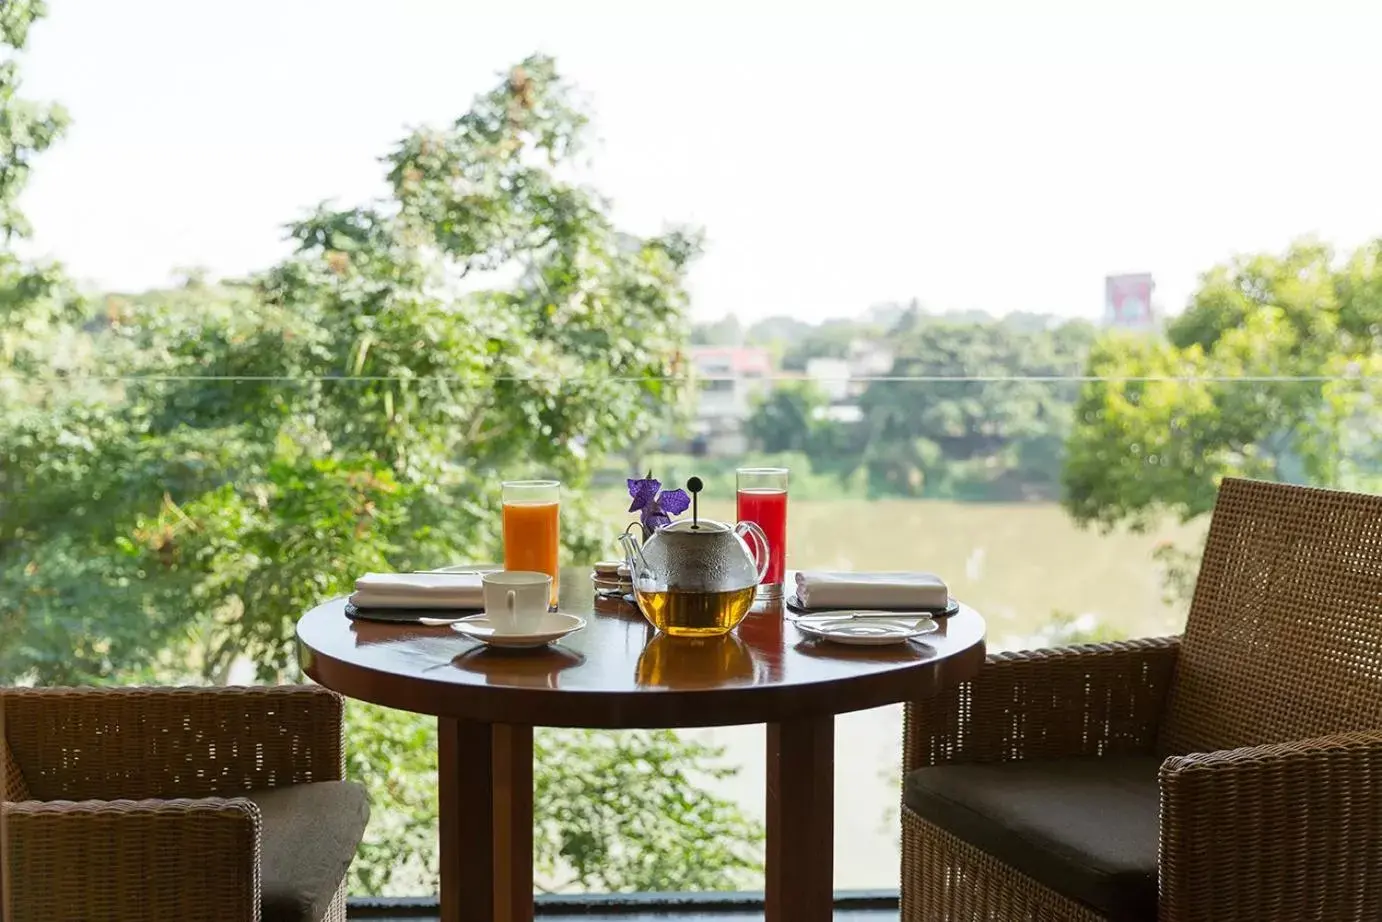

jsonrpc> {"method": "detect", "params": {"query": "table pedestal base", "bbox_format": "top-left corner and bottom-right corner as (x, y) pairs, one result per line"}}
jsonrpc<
(439, 719), (534, 922)
(766, 715), (836, 922)
(436, 716), (837, 922)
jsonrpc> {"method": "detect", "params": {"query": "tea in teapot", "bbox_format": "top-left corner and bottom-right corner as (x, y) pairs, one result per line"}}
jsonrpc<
(619, 477), (770, 637)
(635, 580), (758, 636)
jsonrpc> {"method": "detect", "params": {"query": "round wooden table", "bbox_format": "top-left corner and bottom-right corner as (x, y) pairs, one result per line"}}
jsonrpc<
(297, 568), (985, 922)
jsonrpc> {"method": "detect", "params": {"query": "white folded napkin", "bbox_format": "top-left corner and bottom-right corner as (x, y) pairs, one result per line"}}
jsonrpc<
(794, 571), (949, 610)
(349, 572), (484, 610)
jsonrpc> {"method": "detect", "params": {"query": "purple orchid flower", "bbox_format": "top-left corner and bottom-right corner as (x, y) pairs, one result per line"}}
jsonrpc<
(627, 472), (691, 535)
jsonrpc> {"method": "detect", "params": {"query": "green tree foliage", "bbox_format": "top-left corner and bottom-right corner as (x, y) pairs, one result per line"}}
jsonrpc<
(742, 381), (861, 484)
(727, 314), (1096, 500)
(0, 0), (77, 409)
(0, 0), (68, 239)
(1, 47), (761, 894)
(744, 380), (830, 455)
(2, 56), (700, 681)
(858, 319), (1096, 499)
(531, 728), (762, 892)
(0, 0), (99, 677)
(1063, 239), (1382, 531)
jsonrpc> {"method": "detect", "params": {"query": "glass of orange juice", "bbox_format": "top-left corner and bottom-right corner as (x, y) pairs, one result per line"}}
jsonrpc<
(501, 479), (560, 609)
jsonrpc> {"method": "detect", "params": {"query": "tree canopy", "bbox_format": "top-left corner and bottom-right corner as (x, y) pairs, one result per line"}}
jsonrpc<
(857, 319), (1095, 498)
(0, 0), (68, 239)
(1, 38), (761, 895)
(1063, 239), (1382, 530)
(1, 55), (702, 682)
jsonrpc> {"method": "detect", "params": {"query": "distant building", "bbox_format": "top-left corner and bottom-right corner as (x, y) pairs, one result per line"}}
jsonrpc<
(690, 346), (773, 455)
(804, 357), (851, 402)
(806, 345), (885, 425)
(692, 346), (772, 418)
(846, 340), (893, 399)
(690, 341), (878, 456)
(848, 340), (894, 377)
(1104, 274), (1157, 333)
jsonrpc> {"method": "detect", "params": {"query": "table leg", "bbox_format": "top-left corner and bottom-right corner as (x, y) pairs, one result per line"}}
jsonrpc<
(765, 715), (835, 922)
(492, 724), (534, 921)
(438, 718), (535, 922)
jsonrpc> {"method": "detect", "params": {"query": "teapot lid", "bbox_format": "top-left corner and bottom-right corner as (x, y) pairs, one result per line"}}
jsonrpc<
(662, 475), (728, 535)
(660, 518), (730, 535)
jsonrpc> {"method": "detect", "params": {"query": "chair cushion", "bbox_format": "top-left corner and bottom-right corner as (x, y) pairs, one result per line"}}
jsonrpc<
(904, 756), (1161, 921)
(246, 780), (370, 922)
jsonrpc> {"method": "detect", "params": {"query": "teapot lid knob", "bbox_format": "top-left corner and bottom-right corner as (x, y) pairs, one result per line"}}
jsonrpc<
(686, 477), (703, 529)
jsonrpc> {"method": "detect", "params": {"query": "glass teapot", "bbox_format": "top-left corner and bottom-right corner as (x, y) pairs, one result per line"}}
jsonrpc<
(619, 479), (769, 637)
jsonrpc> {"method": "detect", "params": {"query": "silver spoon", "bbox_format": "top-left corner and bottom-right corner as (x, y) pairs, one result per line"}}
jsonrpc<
(418, 614), (482, 626)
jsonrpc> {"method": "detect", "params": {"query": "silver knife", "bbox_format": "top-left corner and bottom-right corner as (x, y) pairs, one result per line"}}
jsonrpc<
(792, 611), (935, 622)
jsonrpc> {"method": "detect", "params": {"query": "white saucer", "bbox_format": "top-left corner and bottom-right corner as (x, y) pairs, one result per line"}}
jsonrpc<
(451, 611), (586, 649)
(793, 615), (938, 646)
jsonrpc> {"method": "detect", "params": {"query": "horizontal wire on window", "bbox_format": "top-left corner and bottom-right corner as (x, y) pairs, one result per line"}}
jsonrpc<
(0, 374), (1379, 384)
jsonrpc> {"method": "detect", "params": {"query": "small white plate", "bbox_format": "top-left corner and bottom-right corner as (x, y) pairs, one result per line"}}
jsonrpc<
(793, 615), (938, 646)
(451, 611), (586, 649)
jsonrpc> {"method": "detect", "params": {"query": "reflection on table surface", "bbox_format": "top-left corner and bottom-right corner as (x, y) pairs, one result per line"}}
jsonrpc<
(450, 644), (586, 689)
(635, 632), (757, 690)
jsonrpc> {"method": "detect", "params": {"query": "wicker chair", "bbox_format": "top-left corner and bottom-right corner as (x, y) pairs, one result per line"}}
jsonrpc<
(900, 477), (1382, 921)
(1, 685), (368, 922)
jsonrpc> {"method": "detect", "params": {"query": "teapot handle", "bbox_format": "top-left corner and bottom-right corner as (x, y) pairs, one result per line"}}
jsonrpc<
(734, 521), (771, 584)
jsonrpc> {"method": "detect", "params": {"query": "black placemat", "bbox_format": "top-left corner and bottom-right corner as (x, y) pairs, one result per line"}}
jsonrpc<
(785, 594), (960, 619)
(344, 600), (482, 624)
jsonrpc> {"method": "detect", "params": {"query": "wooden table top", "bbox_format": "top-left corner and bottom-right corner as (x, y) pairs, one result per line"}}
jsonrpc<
(296, 567), (986, 729)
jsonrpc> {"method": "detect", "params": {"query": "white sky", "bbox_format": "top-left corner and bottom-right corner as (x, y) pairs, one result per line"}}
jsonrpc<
(17, 0), (1382, 323)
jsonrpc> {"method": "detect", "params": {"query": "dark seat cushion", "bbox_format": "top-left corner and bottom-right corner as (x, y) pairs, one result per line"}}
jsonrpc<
(246, 781), (370, 922)
(904, 756), (1161, 921)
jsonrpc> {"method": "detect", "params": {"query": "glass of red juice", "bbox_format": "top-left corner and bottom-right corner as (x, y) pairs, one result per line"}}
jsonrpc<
(736, 467), (788, 600)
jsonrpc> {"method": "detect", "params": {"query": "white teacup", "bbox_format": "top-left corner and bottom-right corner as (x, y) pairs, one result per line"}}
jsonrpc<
(482, 570), (551, 633)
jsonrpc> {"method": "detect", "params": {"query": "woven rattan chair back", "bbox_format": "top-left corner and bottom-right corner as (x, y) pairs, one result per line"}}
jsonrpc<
(1159, 477), (1382, 756)
(1, 699), (29, 802)
(0, 686), (342, 801)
